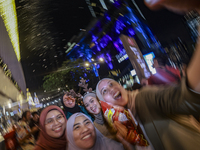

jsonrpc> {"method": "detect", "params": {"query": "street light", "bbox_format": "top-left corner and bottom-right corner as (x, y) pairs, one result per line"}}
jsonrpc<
(99, 58), (104, 62)
(85, 58), (104, 80)
(94, 63), (100, 80)
(8, 103), (11, 108)
(85, 63), (90, 67)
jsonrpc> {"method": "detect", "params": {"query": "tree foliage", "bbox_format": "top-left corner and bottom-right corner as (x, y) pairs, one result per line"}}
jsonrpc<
(43, 59), (96, 92)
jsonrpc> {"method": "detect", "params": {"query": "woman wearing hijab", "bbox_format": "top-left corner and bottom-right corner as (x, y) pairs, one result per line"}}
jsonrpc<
(95, 0), (200, 149)
(66, 112), (124, 150)
(96, 74), (200, 150)
(34, 106), (67, 150)
(61, 93), (93, 120)
(83, 92), (116, 139)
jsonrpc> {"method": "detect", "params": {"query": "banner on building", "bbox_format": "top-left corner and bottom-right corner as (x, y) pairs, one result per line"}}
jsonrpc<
(120, 35), (151, 81)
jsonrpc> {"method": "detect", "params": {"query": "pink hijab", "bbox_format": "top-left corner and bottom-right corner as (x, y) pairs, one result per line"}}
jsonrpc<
(34, 105), (67, 150)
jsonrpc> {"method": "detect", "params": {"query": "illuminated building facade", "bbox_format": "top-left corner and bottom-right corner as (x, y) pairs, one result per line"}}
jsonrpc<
(185, 11), (200, 42)
(0, 1), (26, 107)
(67, 0), (163, 83)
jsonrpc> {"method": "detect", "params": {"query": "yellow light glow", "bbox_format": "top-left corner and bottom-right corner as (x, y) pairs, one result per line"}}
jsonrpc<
(0, 0), (20, 61)
(99, 58), (104, 62)
(85, 63), (90, 67)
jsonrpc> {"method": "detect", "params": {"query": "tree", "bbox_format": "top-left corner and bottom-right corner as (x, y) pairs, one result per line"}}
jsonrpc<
(43, 59), (96, 92)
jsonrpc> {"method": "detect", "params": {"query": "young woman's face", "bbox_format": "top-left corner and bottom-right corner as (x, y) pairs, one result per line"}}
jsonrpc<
(98, 79), (128, 107)
(73, 115), (96, 149)
(63, 94), (76, 108)
(84, 96), (101, 115)
(45, 110), (66, 138)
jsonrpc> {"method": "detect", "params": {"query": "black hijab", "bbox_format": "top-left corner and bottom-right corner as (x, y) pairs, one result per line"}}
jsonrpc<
(61, 94), (81, 115)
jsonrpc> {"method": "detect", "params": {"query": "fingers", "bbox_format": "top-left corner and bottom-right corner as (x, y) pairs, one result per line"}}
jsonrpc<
(114, 121), (128, 138)
(144, 0), (164, 10)
(113, 105), (124, 112)
(128, 109), (138, 128)
(144, 0), (200, 13)
(116, 132), (135, 150)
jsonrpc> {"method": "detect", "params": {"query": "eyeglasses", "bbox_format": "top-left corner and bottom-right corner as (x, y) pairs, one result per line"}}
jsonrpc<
(45, 114), (64, 127)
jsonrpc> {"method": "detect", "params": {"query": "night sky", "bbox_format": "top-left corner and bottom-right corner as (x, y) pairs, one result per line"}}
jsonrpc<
(134, 0), (192, 44)
(15, 0), (193, 94)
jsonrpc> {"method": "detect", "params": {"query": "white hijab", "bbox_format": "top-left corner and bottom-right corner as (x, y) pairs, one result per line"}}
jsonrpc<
(95, 78), (115, 102)
(66, 113), (124, 150)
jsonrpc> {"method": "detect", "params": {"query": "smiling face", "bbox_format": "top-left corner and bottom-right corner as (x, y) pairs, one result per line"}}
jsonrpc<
(73, 115), (96, 149)
(84, 96), (101, 115)
(63, 94), (76, 108)
(45, 110), (66, 138)
(98, 79), (128, 107)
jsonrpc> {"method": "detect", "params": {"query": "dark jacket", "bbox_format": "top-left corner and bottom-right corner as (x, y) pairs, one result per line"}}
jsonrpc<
(64, 105), (94, 121)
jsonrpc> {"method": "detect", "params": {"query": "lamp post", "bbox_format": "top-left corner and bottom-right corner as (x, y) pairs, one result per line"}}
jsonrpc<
(85, 58), (104, 81)
(94, 63), (100, 80)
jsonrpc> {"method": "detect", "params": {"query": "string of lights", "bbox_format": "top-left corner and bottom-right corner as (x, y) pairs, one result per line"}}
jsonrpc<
(0, 0), (20, 61)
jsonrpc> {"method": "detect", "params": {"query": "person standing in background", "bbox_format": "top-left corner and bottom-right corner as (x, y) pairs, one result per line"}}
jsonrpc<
(29, 112), (40, 141)
(17, 111), (35, 150)
(148, 55), (181, 85)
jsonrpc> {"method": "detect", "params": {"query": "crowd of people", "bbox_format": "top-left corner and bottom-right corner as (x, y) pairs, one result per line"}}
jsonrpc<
(4, 0), (200, 150)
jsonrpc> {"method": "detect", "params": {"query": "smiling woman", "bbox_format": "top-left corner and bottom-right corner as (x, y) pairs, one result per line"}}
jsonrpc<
(61, 92), (94, 121)
(83, 92), (117, 139)
(96, 76), (200, 149)
(33, 106), (67, 150)
(67, 113), (124, 150)
(96, 78), (128, 106)
(83, 93), (101, 115)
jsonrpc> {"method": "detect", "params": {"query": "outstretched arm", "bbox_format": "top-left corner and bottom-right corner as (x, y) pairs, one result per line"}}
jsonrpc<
(145, 0), (200, 92)
(187, 33), (200, 92)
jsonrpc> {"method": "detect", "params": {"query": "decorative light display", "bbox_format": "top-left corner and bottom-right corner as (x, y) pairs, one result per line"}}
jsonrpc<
(185, 11), (200, 42)
(0, 57), (23, 94)
(0, 0), (20, 61)
(67, 0), (163, 78)
(34, 92), (40, 105)
(26, 88), (35, 106)
(143, 52), (156, 74)
(99, 0), (108, 10)
(85, 0), (96, 17)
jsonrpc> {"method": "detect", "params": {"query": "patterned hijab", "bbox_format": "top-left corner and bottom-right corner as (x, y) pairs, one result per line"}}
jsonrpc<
(67, 113), (124, 150)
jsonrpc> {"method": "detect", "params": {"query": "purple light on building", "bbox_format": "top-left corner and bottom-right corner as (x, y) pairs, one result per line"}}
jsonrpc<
(114, 44), (121, 52)
(92, 35), (98, 42)
(105, 13), (111, 21)
(128, 28), (135, 36)
(96, 45), (101, 51)
(106, 53), (112, 61)
(113, 0), (121, 7)
(108, 62), (113, 69)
